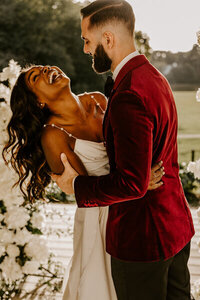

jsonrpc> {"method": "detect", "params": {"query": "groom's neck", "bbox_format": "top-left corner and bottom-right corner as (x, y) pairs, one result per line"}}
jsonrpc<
(111, 42), (136, 73)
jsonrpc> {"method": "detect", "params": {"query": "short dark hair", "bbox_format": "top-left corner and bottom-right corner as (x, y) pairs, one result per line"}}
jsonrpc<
(80, 0), (135, 36)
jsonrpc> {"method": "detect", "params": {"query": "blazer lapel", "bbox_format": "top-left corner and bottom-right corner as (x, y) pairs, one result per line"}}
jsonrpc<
(113, 54), (148, 91)
(102, 88), (116, 140)
(102, 55), (148, 140)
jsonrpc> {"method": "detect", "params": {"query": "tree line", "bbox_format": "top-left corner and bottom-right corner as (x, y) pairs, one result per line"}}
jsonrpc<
(0, 0), (151, 94)
(1, 0), (198, 93)
(151, 45), (200, 90)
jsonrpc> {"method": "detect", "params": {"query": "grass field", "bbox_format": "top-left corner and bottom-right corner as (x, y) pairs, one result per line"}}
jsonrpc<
(173, 91), (200, 163)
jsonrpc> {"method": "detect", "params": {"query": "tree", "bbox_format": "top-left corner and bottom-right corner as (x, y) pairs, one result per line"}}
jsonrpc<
(135, 31), (152, 59)
(0, 0), (152, 93)
(151, 45), (200, 88)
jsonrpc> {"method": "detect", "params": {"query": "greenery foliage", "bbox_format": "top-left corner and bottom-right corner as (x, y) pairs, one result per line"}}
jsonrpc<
(45, 182), (75, 203)
(179, 163), (200, 207)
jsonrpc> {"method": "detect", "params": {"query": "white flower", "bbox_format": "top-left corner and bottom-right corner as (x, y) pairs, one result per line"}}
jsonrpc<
(0, 105), (11, 143)
(0, 67), (10, 81)
(0, 244), (6, 256)
(24, 237), (49, 262)
(0, 228), (14, 244)
(0, 60), (21, 87)
(0, 153), (21, 200)
(31, 212), (45, 228)
(22, 261), (40, 275)
(197, 207), (200, 219)
(192, 279), (200, 300)
(0, 214), (4, 223)
(187, 159), (200, 179)
(196, 88), (200, 103)
(0, 256), (23, 282)
(197, 30), (200, 47)
(140, 44), (146, 54)
(4, 206), (30, 229)
(6, 244), (20, 258)
(14, 228), (32, 246)
(181, 162), (187, 168)
(3, 196), (24, 208)
(187, 162), (196, 173)
(0, 83), (11, 103)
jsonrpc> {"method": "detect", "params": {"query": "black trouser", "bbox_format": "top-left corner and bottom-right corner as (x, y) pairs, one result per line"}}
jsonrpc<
(111, 242), (191, 300)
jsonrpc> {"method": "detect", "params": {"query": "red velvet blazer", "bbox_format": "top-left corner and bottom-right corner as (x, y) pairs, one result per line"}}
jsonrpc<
(75, 55), (194, 262)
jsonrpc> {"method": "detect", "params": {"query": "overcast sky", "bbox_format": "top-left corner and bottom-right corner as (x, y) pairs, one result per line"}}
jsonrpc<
(75, 0), (200, 53)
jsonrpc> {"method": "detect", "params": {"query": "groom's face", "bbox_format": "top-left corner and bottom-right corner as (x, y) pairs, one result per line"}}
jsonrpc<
(92, 43), (112, 74)
(81, 17), (112, 74)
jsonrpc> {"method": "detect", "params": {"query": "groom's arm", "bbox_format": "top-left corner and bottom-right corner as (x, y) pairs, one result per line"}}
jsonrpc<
(74, 90), (154, 207)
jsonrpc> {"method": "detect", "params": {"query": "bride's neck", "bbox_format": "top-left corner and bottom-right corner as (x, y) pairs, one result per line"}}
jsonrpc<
(49, 92), (87, 127)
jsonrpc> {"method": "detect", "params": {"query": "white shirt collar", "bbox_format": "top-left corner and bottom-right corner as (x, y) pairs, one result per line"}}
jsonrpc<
(112, 50), (140, 81)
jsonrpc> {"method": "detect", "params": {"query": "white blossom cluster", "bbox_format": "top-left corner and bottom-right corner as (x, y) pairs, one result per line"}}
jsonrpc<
(192, 210), (200, 299)
(196, 88), (200, 103)
(0, 59), (21, 105)
(187, 159), (200, 180)
(0, 60), (50, 287)
(191, 159), (200, 298)
(197, 30), (200, 47)
(196, 31), (200, 103)
(0, 197), (47, 283)
(0, 60), (21, 145)
(193, 279), (200, 300)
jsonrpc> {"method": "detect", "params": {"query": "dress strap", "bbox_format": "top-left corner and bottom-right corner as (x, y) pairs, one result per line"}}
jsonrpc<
(90, 95), (105, 114)
(43, 123), (76, 139)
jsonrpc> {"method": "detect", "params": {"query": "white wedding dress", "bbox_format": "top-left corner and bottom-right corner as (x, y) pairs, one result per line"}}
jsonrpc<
(62, 139), (117, 300)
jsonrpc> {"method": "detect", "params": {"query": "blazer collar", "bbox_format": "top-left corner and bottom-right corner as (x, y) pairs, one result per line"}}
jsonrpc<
(113, 55), (148, 91)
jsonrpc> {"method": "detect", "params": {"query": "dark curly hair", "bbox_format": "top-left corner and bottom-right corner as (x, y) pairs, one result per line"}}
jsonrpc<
(2, 69), (52, 202)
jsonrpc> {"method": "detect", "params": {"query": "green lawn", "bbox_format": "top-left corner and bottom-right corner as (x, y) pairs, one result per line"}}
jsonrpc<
(173, 91), (200, 163)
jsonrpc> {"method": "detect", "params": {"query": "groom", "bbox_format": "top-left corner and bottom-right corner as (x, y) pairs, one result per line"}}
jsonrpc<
(52, 0), (194, 299)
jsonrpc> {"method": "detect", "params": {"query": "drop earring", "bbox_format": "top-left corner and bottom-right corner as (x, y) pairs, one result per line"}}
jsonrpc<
(39, 103), (45, 108)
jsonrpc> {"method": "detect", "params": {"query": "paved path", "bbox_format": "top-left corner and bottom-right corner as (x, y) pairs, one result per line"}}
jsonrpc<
(23, 204), (200, 299)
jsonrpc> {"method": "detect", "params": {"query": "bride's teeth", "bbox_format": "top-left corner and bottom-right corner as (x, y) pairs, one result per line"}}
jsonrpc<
(49, 71), (59, 84)
(49, 72), (54, 84)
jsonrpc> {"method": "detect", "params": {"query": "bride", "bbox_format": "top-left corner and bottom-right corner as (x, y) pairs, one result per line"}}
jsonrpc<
(2, 65), (164, 300)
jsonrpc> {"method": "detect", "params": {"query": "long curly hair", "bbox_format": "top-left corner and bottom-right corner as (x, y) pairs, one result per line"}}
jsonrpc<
(2, 69), (52, 202)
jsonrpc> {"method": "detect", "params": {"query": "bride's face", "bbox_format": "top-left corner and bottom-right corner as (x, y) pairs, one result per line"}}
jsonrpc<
(25, 65), (70, 103)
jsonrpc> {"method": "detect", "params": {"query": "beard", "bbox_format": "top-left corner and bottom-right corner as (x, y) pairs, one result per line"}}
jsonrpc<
(92, 44), (112, 74)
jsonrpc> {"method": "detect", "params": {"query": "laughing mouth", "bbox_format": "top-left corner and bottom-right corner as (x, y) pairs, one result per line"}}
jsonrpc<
(48, 70), (61, 84)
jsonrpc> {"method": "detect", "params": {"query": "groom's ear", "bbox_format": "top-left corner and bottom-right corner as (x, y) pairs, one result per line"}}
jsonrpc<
(102, 31), (114, 50)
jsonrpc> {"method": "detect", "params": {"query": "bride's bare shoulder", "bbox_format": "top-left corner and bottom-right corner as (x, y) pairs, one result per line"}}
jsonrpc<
(41, 124), (74, 152)
(78, 91), (107, 111)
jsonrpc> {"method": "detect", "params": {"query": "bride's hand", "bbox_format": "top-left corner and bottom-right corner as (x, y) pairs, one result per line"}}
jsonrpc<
(148, 161), (165, 190)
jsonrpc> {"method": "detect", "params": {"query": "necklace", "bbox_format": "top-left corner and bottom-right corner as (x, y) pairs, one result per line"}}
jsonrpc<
(43, 94), (105, 138)
(90, 95), (105, 114)
(43, 123), (76, 139)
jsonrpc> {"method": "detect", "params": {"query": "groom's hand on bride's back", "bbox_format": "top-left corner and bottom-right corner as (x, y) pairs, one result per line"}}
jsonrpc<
(148, 161), (165, 190)
(51, 153), (164, 193)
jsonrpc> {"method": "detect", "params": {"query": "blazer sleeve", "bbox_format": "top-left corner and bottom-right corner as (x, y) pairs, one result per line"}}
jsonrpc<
(74, 90), (154, 207)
